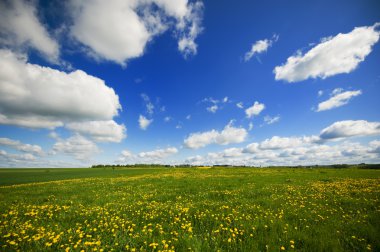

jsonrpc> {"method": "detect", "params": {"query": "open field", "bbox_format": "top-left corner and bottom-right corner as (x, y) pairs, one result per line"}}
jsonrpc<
(0, 167), (379, 251)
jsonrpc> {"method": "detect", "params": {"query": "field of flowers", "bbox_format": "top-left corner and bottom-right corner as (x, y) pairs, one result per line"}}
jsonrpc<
(0, 167), (379, 251)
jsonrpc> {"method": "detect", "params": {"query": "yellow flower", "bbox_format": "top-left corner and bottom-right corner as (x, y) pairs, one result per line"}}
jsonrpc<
(281, 246), (286, 250)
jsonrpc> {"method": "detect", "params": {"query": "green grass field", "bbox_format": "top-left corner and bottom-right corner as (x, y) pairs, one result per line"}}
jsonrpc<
(0, 167), (379, 251)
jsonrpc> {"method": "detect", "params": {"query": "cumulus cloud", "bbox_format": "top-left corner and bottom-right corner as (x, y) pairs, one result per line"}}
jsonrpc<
(259, 136), (318, 150)
(274, 23), (380, 82)
(121, 149), (133, 158)
(243, 142), (259, 153)
(66, 120), (126, 143)
(184, 129), (218, 149)
(185, 137), (380, 167)
(0, 49), (121, 129)
(369, 140), (380, 154)
(138, 147), (178, 159)
(316, 89), (362, 112)
(236, 102), (244, 109)
(320, 120), (380, 140)
(139, 115), (153, 130)
(183, 120), (380, 166)
(264, 115), (280, 125)
(69, 0), (204, 65)
(0, 0), (59, 62)
(244, 34), (279, 62)
(184, 122), (247, 149)
(53, 135), (100, 161)
(0, 137), (43, 155)
(215, 123), (247, 145)
(117, 146), (179, 164)
(0, 150), (37, 165)
(222, 147), (243, 157)
(245, 101), (265, 118)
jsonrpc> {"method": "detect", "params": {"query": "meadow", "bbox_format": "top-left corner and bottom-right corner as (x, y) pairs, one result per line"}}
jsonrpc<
(0, 167), (379, 251)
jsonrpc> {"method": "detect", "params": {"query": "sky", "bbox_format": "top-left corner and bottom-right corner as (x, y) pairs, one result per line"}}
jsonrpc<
(0, 0), (380, 167)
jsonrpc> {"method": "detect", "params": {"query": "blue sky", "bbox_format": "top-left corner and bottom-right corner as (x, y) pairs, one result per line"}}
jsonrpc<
(0, 0), (380, 167)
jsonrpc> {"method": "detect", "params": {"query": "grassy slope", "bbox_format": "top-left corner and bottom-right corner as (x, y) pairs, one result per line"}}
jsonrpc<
(0, 167), (379, 251)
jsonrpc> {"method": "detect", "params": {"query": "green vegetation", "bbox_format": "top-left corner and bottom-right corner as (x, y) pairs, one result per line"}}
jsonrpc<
(0, 167), (379, 251)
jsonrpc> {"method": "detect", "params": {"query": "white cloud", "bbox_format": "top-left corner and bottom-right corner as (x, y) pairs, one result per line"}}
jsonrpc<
(264, 115), (280, 125)
(184, 122), (247, 149)
(138, 147), (178, 159)
(203, 96), (230, 113)
(183, 120), (380, 166)
(0, 0), (59, 62)
(207, 105), (218, 113)
(243, 136), (320, 153)
(66, 120), (126, 143)
(259, 136), (305, 150)
(245, 101), (265, 118)
(248, 122), (254, 131)
(185, 137), (380, 167)
(0, 150), (37, 166)
(318, 90), (324, 97)
(184, 129), (219, 149)
(139, 115), (153, 130)
(274, 23), (380, 82)
(164, 116), (172, 122)
(332, 88), (344, 95)
(69, 0), (203, 65)
(184, 155), (203, 164)
(116, 149), (134, 163)
(317, 89), (362, 112)
(141, 93), (155, 115)
(236, 102), (244, 109)
(48, 132), (59, 140)
(69, 0), (151, 65)
(117, 146), (178, 164)
(177, 1), (204, 57)
(121, 149), (133, 158)
(0, 49), (121, 129)
(320, 120), (380, 140)
(215, 123), (247, 145)
(222, 147), (243, 157)
(53, 135), (100, 161)
(243, 142), (259, 153)
(369, 140), (380, 154)
(0, 137), (43, 155)
(244, 34), (278, 62)
(186, 114), (191, 120)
